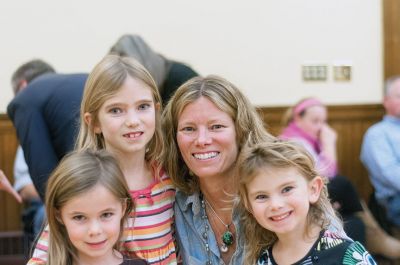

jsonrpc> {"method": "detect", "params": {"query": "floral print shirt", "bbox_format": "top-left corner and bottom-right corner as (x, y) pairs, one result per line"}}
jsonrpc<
(257, 230), (376, 265)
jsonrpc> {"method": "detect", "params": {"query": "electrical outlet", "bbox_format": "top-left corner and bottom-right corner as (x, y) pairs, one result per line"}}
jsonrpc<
(302, 64), (328, 81)
(333, 65), (351, 81)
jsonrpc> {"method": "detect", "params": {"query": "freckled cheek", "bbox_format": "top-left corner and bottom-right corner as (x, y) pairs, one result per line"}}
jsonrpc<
(177, 135), (192, 153)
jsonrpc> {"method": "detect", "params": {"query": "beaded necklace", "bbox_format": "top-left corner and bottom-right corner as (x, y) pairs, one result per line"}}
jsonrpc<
(200, 196), (213, 265)
(204, 198), (235, 252)
(200, 194), (235, 256)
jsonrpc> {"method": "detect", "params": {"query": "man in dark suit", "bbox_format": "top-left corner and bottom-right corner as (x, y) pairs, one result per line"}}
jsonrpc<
(7, 59), (87, 200)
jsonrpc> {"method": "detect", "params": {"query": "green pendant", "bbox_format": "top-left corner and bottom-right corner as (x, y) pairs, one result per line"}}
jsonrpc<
(222, 230), (234, 246)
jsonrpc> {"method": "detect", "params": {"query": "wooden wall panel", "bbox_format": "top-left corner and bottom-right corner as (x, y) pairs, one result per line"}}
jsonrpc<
(258, 104), (385, 201)
(384, 0), (400, 79)
(0, 114), (22, 232)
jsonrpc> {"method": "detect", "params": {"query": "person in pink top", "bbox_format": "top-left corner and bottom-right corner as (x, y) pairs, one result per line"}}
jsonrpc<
(280, 98), (338, 178)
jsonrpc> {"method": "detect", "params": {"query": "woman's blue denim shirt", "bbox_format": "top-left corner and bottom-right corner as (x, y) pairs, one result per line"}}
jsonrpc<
(174, 190), (244, 265)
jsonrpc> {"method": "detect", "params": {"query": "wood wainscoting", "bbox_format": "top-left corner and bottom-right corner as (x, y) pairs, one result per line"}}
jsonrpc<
(0, 104), (385, 232)
(0, 114), (23, 232)
(258, 104), (385, 202)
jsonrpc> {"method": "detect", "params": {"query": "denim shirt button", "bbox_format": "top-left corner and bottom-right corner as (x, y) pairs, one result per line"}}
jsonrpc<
(202, 232), (208, 239)
(206, 261), (212, 265)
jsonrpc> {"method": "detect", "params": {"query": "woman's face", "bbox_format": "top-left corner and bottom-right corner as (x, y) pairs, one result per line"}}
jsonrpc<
(176, 97), (238, 182)
(295, 105), (327, 139)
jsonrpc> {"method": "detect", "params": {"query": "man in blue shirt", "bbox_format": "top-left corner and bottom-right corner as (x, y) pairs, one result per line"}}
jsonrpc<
(361, 76), (400, 227)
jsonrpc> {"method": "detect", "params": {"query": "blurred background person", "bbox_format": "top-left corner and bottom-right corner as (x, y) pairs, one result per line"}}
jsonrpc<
(361, 76), (400, 231)
(109, 34), (198, 106)
(7, 59), (87, 200)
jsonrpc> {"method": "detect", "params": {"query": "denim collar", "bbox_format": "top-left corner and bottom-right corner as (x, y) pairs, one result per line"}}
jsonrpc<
(180, 190), (202, 216)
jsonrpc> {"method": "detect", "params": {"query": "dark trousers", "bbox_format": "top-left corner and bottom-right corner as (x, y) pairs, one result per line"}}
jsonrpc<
(328, 175), (365, 244)
(22, 199), (45, 256)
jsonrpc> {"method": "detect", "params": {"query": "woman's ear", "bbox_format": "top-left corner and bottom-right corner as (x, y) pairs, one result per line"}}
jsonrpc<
(155, 102), (161, 112)
(308, 176), (324, 204)
(84, 112), (101, 134)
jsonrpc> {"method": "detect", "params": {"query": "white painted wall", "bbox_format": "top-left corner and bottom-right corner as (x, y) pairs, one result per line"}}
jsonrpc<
(0, 0), (383, 113)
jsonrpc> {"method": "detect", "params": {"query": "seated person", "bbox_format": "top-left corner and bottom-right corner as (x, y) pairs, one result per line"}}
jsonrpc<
(361, 76), (400, 229)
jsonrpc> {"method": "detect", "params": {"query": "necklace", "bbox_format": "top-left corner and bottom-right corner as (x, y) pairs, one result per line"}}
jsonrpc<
(204, 198), (235, 253)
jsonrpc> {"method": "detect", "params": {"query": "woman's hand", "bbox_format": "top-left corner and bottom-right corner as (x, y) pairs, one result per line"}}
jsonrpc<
(319, 124), (337, 162)
(0, 169), (22, 203)
(320, 124), (337, 146)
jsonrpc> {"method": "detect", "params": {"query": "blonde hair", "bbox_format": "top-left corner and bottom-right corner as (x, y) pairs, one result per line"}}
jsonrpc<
(235, 140), (340, 264)
(76, 55), (164, 168)
(45, 149), (133, 265)
(162, 75), (276, 194)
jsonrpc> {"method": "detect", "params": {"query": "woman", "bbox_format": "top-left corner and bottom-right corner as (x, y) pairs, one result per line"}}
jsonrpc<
(280, 97), (400, 258)
(162, 75), (275, 264)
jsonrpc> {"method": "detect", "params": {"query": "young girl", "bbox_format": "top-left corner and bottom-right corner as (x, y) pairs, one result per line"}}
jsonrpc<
(29, 55), (176, 264)
(236, 141), (376, 265)
(45, 149), (147, 265)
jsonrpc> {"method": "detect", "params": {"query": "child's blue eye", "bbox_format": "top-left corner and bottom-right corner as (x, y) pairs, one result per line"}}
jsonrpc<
(255, 194), (268, 200)
(109, 108), (123, 114)
(138, 103), (150, 110)
(102, 212), (114, 219)
(73, 215), (85, 221)
(282, 186), (293, 193)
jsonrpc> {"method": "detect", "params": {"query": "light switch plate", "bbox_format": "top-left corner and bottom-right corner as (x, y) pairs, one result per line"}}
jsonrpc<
(302, 64), (328, 81)
(333, 65), (352, 81)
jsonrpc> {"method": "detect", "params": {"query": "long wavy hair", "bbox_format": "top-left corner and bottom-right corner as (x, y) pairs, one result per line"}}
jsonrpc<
(45, 149), (133, 265)
(235, 140), (341, 264)
(76, 55), (164, 171)
(162, 75), (276, 195)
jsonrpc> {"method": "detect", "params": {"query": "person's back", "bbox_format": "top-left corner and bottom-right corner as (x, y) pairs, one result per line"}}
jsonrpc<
(7, 73), (87, 199)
